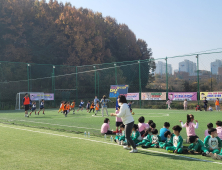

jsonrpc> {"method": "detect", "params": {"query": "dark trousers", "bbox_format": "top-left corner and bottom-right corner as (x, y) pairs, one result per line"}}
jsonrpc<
(89, 108), (94, 113)
(125, 121), (136, 148)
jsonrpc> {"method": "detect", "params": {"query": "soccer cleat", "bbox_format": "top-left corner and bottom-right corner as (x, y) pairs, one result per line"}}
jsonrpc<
(154, 145), (159, 148)
(202, 152), (206, 156)
(123, 146), (131, 150)
(163, 146), (166, 149)
(129, 149), (138, 153)
(167, 150), (174, 153)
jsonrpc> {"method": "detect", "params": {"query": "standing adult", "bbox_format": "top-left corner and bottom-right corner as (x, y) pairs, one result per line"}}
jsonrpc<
(203, 97), (208, 111)
(23, 93), (30, 117)
(110, 95), (138, 153)
(94, 96), (99, 109)
(100, 95), (113, 117)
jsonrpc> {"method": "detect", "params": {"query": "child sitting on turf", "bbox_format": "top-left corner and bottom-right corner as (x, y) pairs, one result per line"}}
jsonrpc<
(136, 128), (152, 147)
(216, 121), (222, 140)
(179, 114), (198, 142)
(202, 128), (222, 159)
(146, 120), (153, 128)
(114, 106), (123, 133)
(138, 116), (149, 136)
(160, 122), (170, 142)
(187, 136), (205, 154)
(159, 131), (173, 149)
(142, 129), (162, 148)
(150, 122), (156, 130)
(205, 123), (213, 137)
(208, 105), (213, 111)
(196, 104), (202, 111)
(101, 118), (113, 134)
(166, 125), (183, 154)
(114, 124), (125, 145)
(131, 124), (142, 144)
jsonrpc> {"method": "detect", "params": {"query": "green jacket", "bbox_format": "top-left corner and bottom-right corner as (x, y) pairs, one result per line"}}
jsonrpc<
(131, 131), (142, 141)
(143, 134), (151, 142)
(150, 135), (162, 144)
(188, 139), (204, 151)
(173, 135), (183, 150)
(204, 135), (222, 149)
(165, 134), (174, 145)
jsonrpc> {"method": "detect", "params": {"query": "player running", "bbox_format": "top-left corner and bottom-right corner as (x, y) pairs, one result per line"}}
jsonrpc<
(37, 99), (45, 115)
(29, 101), (37, 116)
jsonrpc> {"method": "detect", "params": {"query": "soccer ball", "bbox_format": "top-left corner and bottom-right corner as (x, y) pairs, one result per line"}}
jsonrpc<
(132, 112), (135, 115)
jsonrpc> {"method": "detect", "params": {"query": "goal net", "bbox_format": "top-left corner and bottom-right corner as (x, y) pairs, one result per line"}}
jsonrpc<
(15, 92), (44, 110)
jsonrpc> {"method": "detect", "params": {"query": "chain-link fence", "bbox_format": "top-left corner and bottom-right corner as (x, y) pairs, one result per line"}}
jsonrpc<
(0, 50), (222, 110)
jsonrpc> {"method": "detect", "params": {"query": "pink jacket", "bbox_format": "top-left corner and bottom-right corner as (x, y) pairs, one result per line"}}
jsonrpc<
(181, 122), (198, 136)
(115, 110), (122, 122)
(101, 123), (110, 133)
(217, 126), (222, 140)
(138, 123), (149, 132)
(204, 129), (210, 137)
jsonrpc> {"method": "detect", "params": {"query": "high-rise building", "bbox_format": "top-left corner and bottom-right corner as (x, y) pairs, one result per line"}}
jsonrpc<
(155, 61), (172, 75)
(179, 60), (196, 76)
(211, 60), (222, 75)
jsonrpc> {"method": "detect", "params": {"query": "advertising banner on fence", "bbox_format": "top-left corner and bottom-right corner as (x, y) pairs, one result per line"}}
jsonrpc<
(30, 93), (44, 101)
(109, 85), (129, 98)
(168, 92), (197, 101)
(126, 93), (139, 100)
(200, 92), (222, 101)
(141, 92), (166, 100)
(44, 93), (54, 100)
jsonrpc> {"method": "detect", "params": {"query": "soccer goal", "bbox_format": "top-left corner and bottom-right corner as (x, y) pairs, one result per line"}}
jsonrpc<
(15, 92), (44, 110)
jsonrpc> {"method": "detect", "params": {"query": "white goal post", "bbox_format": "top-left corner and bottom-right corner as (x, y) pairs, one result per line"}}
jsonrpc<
(15, 92), (44, 110)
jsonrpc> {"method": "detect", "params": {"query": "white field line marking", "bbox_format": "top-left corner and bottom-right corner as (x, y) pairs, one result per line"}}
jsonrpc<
(0, 124), (221, 165)
(0, 118), (101, 131)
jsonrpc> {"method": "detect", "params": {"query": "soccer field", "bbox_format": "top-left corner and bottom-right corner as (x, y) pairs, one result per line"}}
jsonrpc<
(0, 108), (222, 169)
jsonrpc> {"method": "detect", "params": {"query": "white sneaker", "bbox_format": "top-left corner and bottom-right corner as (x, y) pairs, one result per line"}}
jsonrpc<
(129, 149), (138, 153)
(123, 146), (131, 150)
(214, 153), (221, 160)
(206, 152), (210, 157)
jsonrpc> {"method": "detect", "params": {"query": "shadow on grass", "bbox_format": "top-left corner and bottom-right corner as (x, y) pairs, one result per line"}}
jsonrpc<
(138, 150), (212, 162)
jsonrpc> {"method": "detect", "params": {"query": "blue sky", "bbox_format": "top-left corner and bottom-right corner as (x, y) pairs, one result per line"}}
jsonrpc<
(55, 0), (222, 71)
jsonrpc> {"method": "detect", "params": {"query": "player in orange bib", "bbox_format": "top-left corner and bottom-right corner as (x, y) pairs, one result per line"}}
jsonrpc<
(94, 101), (100, 116)
(215, 98), (220, 111)
(58, 101), (64, 113)
(89, 102), (95, 113)
(71, 100), (76, 114)
(63, 102), (68, 117)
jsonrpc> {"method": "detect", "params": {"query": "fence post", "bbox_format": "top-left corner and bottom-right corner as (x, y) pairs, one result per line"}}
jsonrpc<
(93, 66), (96, 97)
(114, 63), (117, 85)
(196, 55), (200, 105)
(165, 57), (168, 99)
(27, 64), (30, 92)
(52, 66), (55, 107)
(138, 60), (141, 108)
(30, 65), (32, 92)
(97, 72), (99, 98)
(76, 66), (78, 103)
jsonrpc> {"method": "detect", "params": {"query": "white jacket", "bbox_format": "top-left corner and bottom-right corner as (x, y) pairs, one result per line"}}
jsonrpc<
(116, 103), (134, 125)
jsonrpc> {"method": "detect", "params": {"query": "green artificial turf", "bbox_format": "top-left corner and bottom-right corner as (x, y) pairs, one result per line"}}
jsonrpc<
(0, 108), (222, 169)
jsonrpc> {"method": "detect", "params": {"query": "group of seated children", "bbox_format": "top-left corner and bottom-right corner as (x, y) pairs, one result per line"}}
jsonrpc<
(101, 113), (222, 160)
(58, 100), (76, 117)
